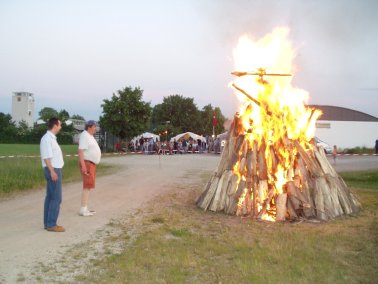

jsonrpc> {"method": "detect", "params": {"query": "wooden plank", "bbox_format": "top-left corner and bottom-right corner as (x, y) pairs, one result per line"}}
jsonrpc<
(209, 172), (226, 212)
(313, 177), (327, 220)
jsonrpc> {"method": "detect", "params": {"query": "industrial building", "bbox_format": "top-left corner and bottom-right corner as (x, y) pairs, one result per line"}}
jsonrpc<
(310, 105), (378, 149)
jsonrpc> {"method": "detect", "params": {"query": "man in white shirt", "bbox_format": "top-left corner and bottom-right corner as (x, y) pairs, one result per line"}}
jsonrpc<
(40, 117), (65, 232)
(78, 120), (101, 216)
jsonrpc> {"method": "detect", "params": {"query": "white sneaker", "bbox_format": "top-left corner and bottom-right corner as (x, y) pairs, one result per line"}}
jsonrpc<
(79, 209), (94, 217)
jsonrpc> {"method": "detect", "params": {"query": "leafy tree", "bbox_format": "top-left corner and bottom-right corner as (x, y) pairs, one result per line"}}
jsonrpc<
(0, 112), (17, 143)
(38, 107), (58, 122)
(71, 114), (85, 121)
(151, 95), (200, 137)
(0, 112), (14, 129)
(100, 86), (151, 141)
(199, 104), (226, 136)
(58, 109), (70, 122)
(16, 120), (30, 136)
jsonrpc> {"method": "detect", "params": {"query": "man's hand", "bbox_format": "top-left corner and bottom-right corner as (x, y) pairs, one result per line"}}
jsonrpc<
(50, 169), (58, 182)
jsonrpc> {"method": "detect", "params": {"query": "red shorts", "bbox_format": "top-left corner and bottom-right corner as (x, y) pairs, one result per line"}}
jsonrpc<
(81, 160), (96, 189)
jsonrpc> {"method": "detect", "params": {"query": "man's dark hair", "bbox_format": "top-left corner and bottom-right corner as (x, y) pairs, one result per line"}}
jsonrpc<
(47, 117), (60, 130)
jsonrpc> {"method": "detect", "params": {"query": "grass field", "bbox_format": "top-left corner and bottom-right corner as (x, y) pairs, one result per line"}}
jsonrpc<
(33, 171), (378, 283)
(0, 144), (113, 196)
(0, 143), (77, 156)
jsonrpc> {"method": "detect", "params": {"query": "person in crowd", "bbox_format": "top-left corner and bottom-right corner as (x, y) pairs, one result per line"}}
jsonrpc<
(197, 138), (202, 153)
(78, 120), (102, 217)
(169, 140), (174, 155)
(40, 117), (65, 232)
(139, 136), (144, 151)
(156, 140), (162, 154)
(188, 140), (193, 152)
(173, 139), (178, 154)
(182, 139), (187, 153)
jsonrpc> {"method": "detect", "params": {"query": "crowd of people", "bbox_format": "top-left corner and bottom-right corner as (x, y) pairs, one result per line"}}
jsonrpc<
(121, 136), (223, 155)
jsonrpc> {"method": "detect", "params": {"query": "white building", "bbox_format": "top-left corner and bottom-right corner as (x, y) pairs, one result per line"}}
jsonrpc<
(310, 105), (378, 149)
(11, 92), (35, 127)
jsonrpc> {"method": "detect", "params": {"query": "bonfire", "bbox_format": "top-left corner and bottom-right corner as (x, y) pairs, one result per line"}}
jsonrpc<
(197, 28), (360, 221)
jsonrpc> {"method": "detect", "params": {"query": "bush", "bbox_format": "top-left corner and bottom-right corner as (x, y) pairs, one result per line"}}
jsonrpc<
(341, 147), (374, 154)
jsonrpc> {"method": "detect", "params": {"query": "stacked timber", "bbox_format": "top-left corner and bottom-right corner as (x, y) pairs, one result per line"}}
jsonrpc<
(196, 115), (361, 221)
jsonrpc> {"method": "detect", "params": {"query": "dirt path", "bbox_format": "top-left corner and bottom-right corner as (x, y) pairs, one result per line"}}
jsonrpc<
(0, 154), (220, 283)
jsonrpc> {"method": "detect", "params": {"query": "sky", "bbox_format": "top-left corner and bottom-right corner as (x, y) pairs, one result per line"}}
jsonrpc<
(0, 0), (377, 121)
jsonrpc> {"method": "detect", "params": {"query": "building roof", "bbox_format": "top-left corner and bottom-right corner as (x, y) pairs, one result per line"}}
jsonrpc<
(308, 105), (378, 122)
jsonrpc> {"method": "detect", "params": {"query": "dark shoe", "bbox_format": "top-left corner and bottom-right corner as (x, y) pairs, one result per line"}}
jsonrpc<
(47, 225), (65, 232)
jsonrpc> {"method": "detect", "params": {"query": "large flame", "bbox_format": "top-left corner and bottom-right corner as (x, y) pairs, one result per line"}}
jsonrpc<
(231, 27), (322, 221)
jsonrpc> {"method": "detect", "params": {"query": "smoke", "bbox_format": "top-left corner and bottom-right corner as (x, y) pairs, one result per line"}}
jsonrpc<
(196, 0), (378, 116)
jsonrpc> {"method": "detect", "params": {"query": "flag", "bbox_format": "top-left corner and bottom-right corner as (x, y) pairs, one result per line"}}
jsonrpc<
(212, 110), (217, 127)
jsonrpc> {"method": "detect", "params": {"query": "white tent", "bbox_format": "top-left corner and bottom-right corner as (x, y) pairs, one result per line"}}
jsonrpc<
(217, 131), (228, 141)
(131, 132), (160, 143)
(170, 132), (206, 143)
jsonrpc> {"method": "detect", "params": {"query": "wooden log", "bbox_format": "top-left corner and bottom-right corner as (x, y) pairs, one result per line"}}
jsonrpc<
(202, 176), (220, 211)
(256, 186), (275, 220)
(225, 174), (239, 213)
(196, 175), (214, 208)
(258, 140), (268, 180)
(226, 179), (246, 214)
(313, 177), (327, 220)
(269, 145), (278, 172)
(324, 175), (344, 217)
(333, 177), (361, 215)
(258, 180), (268, 204)
(217, 170), (233, 211)
(314, 146), (337, 177)
(318, 176), (338, 219)
(338, 177), (361, 212)
(286, 181), (301, 210)
(296, 156), (315, 215)
(251, 141), (258, 216)
(209, 171), (227, 212)
(216, 135), (236, 174)
(287, 198), (298, 220)
(276, 193), (287, 221)
(227, 135), (245, 170)
(294, 140), (322, 177)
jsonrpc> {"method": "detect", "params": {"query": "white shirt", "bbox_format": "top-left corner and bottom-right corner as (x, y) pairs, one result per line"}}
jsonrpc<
(79, 130), (101, 164)
(40, 131), (64, 168)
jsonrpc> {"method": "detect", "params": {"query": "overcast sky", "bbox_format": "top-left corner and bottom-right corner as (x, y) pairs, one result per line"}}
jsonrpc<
(0, 0), (377, 121)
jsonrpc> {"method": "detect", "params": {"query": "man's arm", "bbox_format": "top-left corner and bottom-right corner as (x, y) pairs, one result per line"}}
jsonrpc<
(78, 149), (87, 174)
(44, 158), (58, 182)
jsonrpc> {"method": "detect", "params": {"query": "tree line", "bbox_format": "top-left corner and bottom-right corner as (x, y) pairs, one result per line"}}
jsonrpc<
(0, 86), (226, 144)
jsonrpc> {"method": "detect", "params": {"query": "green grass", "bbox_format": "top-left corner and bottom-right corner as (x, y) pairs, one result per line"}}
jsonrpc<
(65, 173), (377, 284)
(0, 143), (78, 156)
(340, 171), (378, 189)
(0, 144), (116, 196)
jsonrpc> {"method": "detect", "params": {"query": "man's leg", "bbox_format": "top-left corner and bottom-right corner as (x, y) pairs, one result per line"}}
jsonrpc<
(43, 167), (50, 229)
(46, 168), (62, 228)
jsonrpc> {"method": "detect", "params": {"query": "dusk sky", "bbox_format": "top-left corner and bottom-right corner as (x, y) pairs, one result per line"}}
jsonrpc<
(1, 0), (377, 121)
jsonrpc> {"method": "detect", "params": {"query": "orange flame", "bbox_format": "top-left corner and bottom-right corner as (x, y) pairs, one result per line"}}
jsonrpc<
(231, 27), (321, 221)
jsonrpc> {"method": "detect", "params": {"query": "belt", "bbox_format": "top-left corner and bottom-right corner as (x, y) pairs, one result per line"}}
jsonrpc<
(84, 160), (95, 165)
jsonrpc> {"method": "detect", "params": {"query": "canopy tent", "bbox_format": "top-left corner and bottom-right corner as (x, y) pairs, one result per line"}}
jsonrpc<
(131, 132), (160, 144)
(170, 132), (206, 143)
(217, 131), (228, 141)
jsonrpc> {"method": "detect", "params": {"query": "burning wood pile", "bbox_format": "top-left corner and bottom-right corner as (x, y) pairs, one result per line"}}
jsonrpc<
(197, 28), (360, 221)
